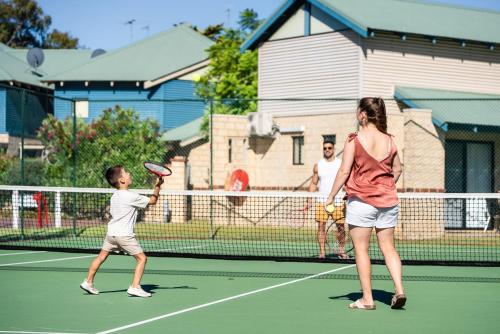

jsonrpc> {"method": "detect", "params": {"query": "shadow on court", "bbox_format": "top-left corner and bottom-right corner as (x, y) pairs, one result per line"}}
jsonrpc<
(329, 289), (394, 306)
(95, 284), (197, 294)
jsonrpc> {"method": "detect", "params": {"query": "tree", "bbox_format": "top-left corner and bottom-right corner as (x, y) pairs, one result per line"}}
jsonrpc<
(43, 29), (78, 49)
(0, 0), (78, 48)
(195, 9), (262, 134)
(238, 9), (262, 35)
(37, 106), (164, 187)
(201, 23), (224, 41)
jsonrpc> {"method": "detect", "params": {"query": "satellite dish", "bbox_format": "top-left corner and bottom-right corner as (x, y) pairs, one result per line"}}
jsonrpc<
(26, 48), (45, 68)
(91, 49), (106, 58)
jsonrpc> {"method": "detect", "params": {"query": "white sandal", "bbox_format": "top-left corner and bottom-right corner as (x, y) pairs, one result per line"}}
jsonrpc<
(348, 299), (376, 310)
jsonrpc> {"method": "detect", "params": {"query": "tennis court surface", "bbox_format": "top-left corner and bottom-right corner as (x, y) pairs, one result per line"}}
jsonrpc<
(1, 249), (499, 334)
(1, 187), (500, 333)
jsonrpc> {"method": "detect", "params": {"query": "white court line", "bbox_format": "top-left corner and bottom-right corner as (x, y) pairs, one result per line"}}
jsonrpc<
(0, 255), (95, 267)
(0, 251), (47, 256)
(0, 331), (88, 334)
(153, 245), (210, 252)
(96, 264), (356, 334)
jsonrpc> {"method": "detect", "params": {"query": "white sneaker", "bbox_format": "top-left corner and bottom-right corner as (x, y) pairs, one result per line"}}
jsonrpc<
(80, 279), (99, 295)
(127, 286), (152, 298)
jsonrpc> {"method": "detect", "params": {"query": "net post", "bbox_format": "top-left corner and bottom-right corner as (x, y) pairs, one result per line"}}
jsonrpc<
(71, 99), (77, 237)
(12, 190), (19, 229)
(55, 191), (61, 228)
(19, 190), (25, 240)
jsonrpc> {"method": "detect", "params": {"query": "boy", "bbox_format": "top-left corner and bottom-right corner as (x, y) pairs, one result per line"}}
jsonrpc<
(80, 165), (163, 297)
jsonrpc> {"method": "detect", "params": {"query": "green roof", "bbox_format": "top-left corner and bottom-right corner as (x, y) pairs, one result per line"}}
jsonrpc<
(320, 0), (500, 43)
(46, 25), (213, 82)
(0, 43), (92, 88)
(161, 117), (203, 142)
(242, 0), (500, 50)
(0, 47), (48, 87)
(395, 86), (500, 131)
(9, 49), (93, 76)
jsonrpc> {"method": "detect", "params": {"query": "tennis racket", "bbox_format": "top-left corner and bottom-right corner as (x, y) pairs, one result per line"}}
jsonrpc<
(143, 161), (172, 177)
(325, 202), (353, 259)
(288, 207), (307, 229)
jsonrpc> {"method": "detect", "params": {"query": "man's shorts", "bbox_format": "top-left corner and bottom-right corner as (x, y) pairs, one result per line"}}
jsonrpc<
(102, 235), (144, 255)
(346, 198), (399, 228)
(315, 202), (346, 224)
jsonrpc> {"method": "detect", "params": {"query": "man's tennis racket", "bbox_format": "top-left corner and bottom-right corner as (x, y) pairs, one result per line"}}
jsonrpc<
(325, 202), (353, 259)
(143, 161), (172, 177)
(288, 207), (307, 229)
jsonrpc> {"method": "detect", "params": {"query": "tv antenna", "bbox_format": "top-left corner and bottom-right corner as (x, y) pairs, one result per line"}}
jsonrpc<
(225, 8), (231, 27)
(141, 25), (150, 36)
(124, 19), (136, 41)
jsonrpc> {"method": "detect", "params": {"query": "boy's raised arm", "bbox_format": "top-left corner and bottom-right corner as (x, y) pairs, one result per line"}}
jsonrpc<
(148, 177), (164, 205)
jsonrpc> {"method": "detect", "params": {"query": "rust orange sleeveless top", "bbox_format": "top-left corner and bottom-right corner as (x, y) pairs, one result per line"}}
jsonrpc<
(345, 133), (399, 208)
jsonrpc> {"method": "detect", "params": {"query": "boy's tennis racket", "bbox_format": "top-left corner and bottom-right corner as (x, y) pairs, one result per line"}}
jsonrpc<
(143, 161), (172, 177)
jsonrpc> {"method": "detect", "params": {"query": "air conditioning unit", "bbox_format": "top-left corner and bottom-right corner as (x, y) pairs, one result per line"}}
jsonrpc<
(247, 112), (277, 137)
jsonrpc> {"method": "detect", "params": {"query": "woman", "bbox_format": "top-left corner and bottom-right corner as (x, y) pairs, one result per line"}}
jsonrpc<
(326, 97), (406, 310)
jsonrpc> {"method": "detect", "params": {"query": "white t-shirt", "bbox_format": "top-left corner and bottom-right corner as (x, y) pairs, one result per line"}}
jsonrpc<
(107, 190), (150, 236)
(317, 158), (343, 204)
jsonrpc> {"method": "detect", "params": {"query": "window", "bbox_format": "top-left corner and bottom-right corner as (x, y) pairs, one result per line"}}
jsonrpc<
(292, 136), (304, 165)
(18, 144), (44, 158)
(444, 140), (494, 230)
(445, 140), (493, 193)
(75, 100), (89, 118)
(228, 139), (232, 163)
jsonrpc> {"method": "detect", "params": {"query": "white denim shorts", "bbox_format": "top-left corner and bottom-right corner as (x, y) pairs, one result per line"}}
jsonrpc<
(346, 198), (399, 228)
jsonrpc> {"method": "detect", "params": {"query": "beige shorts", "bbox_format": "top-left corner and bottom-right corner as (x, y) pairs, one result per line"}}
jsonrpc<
(102, 235), (144, 255)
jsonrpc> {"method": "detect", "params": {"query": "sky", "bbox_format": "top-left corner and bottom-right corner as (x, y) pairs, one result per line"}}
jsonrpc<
(37, 0), (500, 50)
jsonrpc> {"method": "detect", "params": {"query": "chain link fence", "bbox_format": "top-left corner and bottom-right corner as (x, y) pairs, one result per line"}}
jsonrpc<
(1, 85), (499, 194)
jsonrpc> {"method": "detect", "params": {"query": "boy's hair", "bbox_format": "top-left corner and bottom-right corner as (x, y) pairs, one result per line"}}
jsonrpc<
(105, 165), (124, 188)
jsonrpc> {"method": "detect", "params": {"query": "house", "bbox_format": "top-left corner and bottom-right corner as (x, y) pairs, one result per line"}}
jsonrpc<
(1, 24), (213, 157)
(167, 0), (499, 194)
(0, 43), (91, 155)
(43, 24), (213, 133)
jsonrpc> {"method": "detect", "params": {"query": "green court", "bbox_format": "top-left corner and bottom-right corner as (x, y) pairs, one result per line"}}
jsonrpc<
(1, 249), (499, 334)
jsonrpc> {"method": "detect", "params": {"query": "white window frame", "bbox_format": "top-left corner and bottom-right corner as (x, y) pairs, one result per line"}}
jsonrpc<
(75, 99), (89, 118)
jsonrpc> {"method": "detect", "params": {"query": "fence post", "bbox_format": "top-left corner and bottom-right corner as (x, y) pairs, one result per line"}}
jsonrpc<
(20, 89), (26, 239)
(210, 99), (214, 191)
(20, 89), (26, 186)
(209, 99), (215, 239)
(71, 100), (77, 237)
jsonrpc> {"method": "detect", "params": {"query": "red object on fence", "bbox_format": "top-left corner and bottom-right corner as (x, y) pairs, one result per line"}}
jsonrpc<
(227, 169), (249, 192)
(33, 192), (49, 228)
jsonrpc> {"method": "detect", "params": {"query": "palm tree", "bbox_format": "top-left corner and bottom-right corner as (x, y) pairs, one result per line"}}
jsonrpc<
(238, 9), (261, 34)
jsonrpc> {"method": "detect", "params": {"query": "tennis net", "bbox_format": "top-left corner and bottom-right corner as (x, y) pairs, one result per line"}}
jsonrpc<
(1, 186), (499, 265)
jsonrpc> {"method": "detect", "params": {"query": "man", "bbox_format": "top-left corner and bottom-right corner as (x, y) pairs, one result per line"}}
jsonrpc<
(308, 139), (347, 259)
